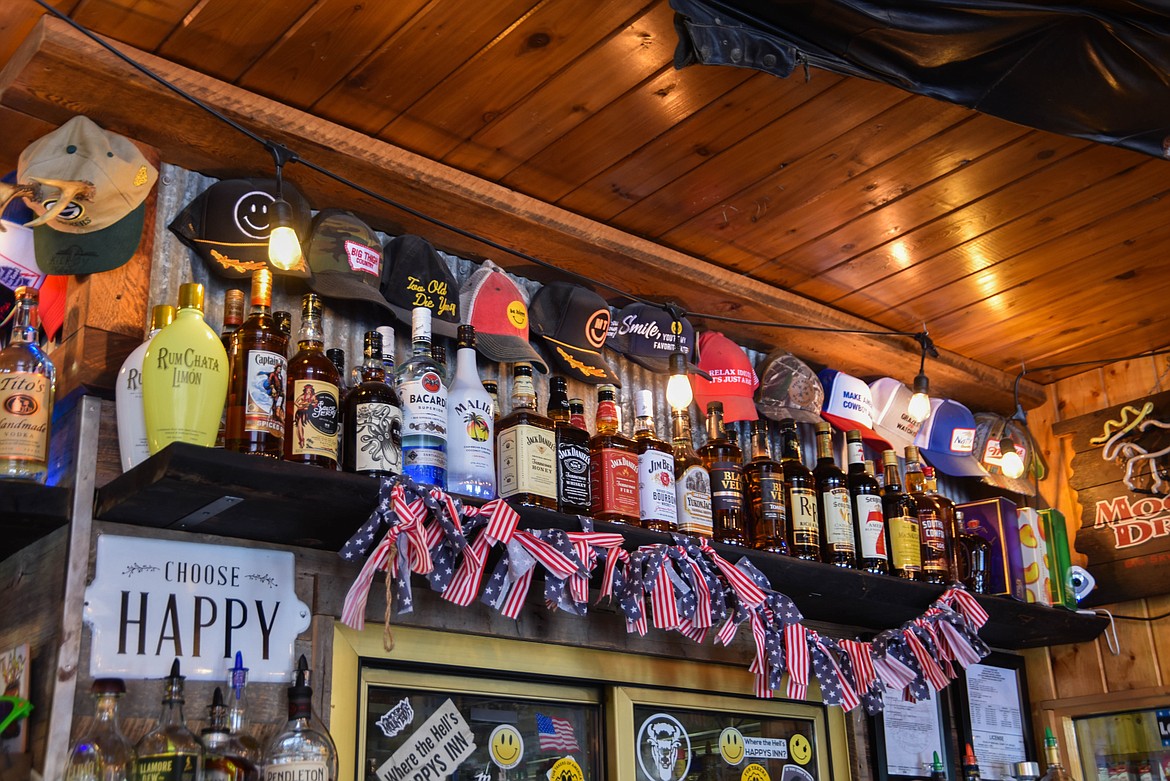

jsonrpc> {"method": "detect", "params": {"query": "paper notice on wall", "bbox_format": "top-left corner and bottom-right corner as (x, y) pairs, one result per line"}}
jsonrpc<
(882, 695), (943, 776)
(378, 698), (476, 781)
(965, 663), (1027, 779)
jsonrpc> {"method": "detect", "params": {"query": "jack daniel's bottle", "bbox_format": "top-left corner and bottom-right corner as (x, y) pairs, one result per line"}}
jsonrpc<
(548, 376), (590, 515)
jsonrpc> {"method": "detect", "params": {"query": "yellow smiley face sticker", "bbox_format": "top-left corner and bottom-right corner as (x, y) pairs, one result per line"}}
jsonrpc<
(506, 300), (528, 330)
(740, 763), (770, 781)
(719, 727), (746, 766)
(489, 724), (524, 770)
(789, 734), (812, 765)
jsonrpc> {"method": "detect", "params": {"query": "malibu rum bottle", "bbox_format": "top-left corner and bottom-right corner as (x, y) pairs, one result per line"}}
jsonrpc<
(743, 418), (787, 553)
(548, 376), (590, 515)
(699, 402), (747, 545)
(847, 430), (889, 574)
(633, 389), (677, 532)
(133, 660), (200, 781)
(283, 293), (340, 469)
(905, 446), (950, 584)
(814, 423), (856, 568)
(497, 363), (557, 509)
(779, 419), (819, 560)
(672, 409), (713, 537)
(116, 304), (174, 472)
(882, 450), (921, 580)
(446, 325), (496, 500)
(590, 385), (640, 524)
(343, 331), (403, 478)
(226, 268), (288, 457)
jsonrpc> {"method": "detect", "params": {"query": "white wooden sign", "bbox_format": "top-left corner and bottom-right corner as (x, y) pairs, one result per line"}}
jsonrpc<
(83, 534), (311, 681)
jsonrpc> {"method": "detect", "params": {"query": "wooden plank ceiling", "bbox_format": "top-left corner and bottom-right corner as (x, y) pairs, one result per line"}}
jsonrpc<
(0, 0), (1164, 389)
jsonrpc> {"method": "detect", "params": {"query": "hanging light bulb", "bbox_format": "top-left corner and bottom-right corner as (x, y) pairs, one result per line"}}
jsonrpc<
(907, 371), (931, 422)
(666, 351), (694, 410)
(267, 197), (302, 270)
(998, 435), (1025, 479)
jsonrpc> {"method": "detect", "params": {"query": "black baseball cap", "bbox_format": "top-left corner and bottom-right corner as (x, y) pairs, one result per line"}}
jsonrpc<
(529, 282), (620, 386)
(380, 234), (460, 338)
(606, 302), (696, 374)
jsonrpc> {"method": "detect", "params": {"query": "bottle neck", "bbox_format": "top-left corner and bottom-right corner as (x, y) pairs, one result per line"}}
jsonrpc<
(705, 410), (725, 442)
(846, 439), (866, 472)
(511, 374), (537, 412)
(750, 426), (771, 460)
(94, 693), (120, 723)
(454, 347), (480, 380)
(883, 461), (903, 492)
(1045, 743), (1063, 770)
(780, 427), (802, 462)
(596, 397), (621, 434)
(411, 331), (432, 357)
(298, 315), (324, 350)
(11, 298), (38, 344)
(815, 431), (834, 463)
(904, 460), (925, 492)
(159, 697), (187, 726)
(672, 410), (694, 451)
(548, 386), (570, 423)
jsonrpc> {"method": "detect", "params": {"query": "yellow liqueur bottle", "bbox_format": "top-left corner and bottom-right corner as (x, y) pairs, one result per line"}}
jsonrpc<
(142, 283), (230, 453)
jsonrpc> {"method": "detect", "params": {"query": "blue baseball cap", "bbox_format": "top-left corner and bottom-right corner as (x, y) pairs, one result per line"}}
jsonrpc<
(913, 398), (988, 477)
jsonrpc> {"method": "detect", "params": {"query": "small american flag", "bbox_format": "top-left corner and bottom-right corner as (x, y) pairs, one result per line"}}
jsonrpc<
(536, 714), (580, 752)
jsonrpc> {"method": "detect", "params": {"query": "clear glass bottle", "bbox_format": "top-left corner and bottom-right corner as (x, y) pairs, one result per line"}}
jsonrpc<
(672, 408), (713, 537)
(143, 283), (229, 454)
(847, 430), (889, 575)
(905, 446), (951, 584)
(226, 269), (287, 458)
(549, 376), (590, 515)
(881, 450), (921, 581)
(263, 656), (337, 780)
(215, 288), (246, 448)
(483, 380), (500, 422)
(590, 385), (640, 524)
(395, 307), (448, 488)
(634, 389), (677, 532)
(1039, 728), (1074, 781)
(65, 678), (135, 781)
(116, 304), (174, 472)
(743, 418), (787, 553)
(200, 687), (258, 781)
(496, 363), (557, 509)
(133, 660), (200, 781)
(779, 419), (819, 560)
(814, 422), (856, 568)
(446, 325), (496, 500)
(953, 510), (992, 594)
(226, 652), (263, 766)
(343, 331), (403, 479)
(0, 287), (56, 482)
(698, 402), (747, 545)
(283, 293), (341, 469)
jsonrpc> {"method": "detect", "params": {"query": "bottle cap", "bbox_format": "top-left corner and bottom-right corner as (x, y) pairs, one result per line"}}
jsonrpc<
(779, 417), (797, 430)
(815, 421), (832, 435)
(301, 292), (321, 319)
(846, 429), (863, 443)
(250, 267), (273, 308)
(163, 658), (186, 703)
(91, 678), (126, 695)
(376, 326), (395, 359)
(882, 449), (899, 466)
(569, 397), (585, 411)
(483, 381), (498, 393)
(223, 288), (246, 325)
(412, 306), (432, 341)
(13, 285), (35, 302)
(598, 384), (617, 401)
(1013, 761), (1041, 779)
(177, 282), (205, 311)
(634, 389), (654, 418)
(1044, 726), (1057, 747)
(931, 751), (945, 773)
(705, 400), (723, 415)
(963, 743), (978, 767)
(549, 376), (568, 393)
(149, 304), (176, 331)
(905, 445), (921, 461)
(513, 362), (534, 378)
(457, 324), (476, 350)
(750, 417), (769, 433)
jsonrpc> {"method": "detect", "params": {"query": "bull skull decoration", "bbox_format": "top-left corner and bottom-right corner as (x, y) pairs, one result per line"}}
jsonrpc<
(0, 178), (96, 232)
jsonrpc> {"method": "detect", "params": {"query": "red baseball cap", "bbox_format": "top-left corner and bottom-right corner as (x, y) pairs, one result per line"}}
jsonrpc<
(690, 331), (759, 422)
(458, 261), (547, 371)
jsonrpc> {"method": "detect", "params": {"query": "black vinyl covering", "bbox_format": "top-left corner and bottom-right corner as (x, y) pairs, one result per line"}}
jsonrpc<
(670, 0), (1170, 159)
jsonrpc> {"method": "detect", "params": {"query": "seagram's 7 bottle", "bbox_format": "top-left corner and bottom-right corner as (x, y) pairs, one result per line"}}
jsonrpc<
(395, 307), (448, 488)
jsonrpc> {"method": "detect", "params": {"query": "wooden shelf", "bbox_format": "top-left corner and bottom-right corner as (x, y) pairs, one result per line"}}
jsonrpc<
(0, 481), (70, 562)
(93, 444), (1107, 649)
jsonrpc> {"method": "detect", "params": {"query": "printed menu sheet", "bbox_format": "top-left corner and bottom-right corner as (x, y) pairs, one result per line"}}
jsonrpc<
(965, 663), (1027, 779)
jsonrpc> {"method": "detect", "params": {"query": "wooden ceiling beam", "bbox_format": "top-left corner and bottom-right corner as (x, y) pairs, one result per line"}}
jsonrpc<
(0, 16), (1045, 412)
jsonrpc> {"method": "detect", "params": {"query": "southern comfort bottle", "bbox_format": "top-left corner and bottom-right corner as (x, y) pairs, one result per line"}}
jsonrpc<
(226, 268), (288, 457)
(699, 402), (747, 545)
(283, 293), (341, 469)
(905, 446), (950, 584)
(496, 363), (557, 509)
(590, 384), (639, 524)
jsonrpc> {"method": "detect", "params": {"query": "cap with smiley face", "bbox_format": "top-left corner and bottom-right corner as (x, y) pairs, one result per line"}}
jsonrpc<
(458, 260), (548, 371)
(529, 281), (620, 387)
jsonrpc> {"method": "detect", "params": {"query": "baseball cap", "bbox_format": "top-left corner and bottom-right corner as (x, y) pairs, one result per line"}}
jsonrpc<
(169, 178), (312, 279)
(606, 302), (696, 374)
(303, 209), (392, 311)
(914, 398), (988, 477)
(529, 282), (619, 385)
(380, 234), (460, 338)
(973, 412), (1041, 495)
(458, 260), (548, 370)
(755, 350), (823, 424)
(690, 331), (759, 422)
(18, 115), (158, 275)
(818, 369), (891, 450)
(1, 172), (62, 340)
(869, 377), (925, 452)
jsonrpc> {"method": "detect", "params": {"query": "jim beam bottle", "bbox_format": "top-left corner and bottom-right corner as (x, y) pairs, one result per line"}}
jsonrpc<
(226, 268), (288, 457)
(847, 430), (889, 574)
(590, 385), (640, 524)
(881, 449), (921, 580)
(698, 402), (747, 545)
(343, 331), (403, 479)
(634, 389), (677, 532)
(133, 660), (200, 781)
(743, 418), (788, 554)
(283, 293), (340, 469)
(548, 376), (590, 515)
(905, 446), (950, 584)
(671, 408), (713, 537)
(814, 423), (856, 568)
(496, 363), (557, 509)
(779, 419), (819, 560)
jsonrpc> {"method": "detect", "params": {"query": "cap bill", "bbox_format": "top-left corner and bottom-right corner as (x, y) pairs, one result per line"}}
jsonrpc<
(477, 332), (549, 373)
(34, 201), (144, 274)
(539, 335), (620, 386)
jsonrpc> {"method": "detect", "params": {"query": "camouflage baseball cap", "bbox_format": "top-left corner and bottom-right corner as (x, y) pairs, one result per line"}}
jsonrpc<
(304, 209), (391, 312)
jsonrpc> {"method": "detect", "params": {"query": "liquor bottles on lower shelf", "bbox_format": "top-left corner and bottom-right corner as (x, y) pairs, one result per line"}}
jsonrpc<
(343, 331), (403, 479)
(634, 389), (677, 532)
(200, 687), (258, 780)
(395, 307), (448, 488)
(922, 464), (958, 583)
(548, 376), (590, 515)
(227, 652), (263, 765)
(881, 450), (921, 581)
(216, 288), (246, 448)
(283, 293), (341, 469)
(65, 678), (135, 781)
(814, 422), (856, 568)
(0, 287), (55, 482)
(905, 446), (950, 584)
(779, 419), (819, 560)
(847, 430), (888, 574)
(590, 385), (639, 524)
(699, 401), (747, 545)
(263, 656), (338, 780)
(953, 510), (991, 593)
(226, 269), (288, 458)
(496, 364), (557, 509)
(133, 660), (200, 781)
(446, 325), (496, 500)
(117, 304), (175, 473)
(671, 408), (713, 538)
(744, 418), (787, 553)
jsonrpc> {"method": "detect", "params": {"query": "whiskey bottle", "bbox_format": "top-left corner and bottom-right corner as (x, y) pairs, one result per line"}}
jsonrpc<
(779, 419), (819, 560)
(64, 678), (135, 781)
(698, 402), (747, 545)
(446, 325), (496, 500)
(0, 287), (55, 482)
(395, 307), (448, 488)
(483, 380), (500, 421)
(496, 363), (557, 509)
(343, 331), (403, 478)
(923, 466), (960, 581)
(143, 283), (229, 454)
(116, 304), (175, 472)
(226, 269), (288, 458)
(881, 450), (921, 581)
(634, 389), (677, 532)
(200, 687), (258, 780)
(376, 326), (396, 375)
(847, 430), (889, 574)
(905, 446), (950, 584)
(590, 385), (640, 524)
(814, 423), (856, 568)
(263, 656), (338, 780)
(283, 293), (341, 469)
(133, 660), (200, 781)
(953, 511), (991, 594)
(326, 348), (347, 397)
(671, 409), (713, 537)
(569, 398), (588, 431)
(548, 376), (590, 515)
(215, 288), (246, 448)
(743, 419), (787, 553)
(1039, 728), (1073, 781)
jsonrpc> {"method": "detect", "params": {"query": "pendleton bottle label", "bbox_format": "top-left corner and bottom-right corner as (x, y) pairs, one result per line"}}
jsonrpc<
(592, 447), (639, 517)
(676, 464), (713, 535)
(855, 494), (887, 560)
(244, 350), (286, 436)
(134, 754), (198, 781)
(638, 450), (678, 525)
(401, 372), (448, 441)
(709, 462), (743, 513)
(556, 436), (591, 509)
(263, 762), (328, 781)
(788, 486), (819, 546)
(0, 372), (49, 462)
(354, 401), (403, 474)
(889, 514), (922, 571)
(823, 487), (855, 550)
(498, 423), (557, 499)
(290, 379), (339, 459)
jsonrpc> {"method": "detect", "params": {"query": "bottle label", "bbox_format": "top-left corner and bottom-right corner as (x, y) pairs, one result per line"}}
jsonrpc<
(919, 508), (948, 574)
(709, 463), (743, 514)
(889, 514), (922, 571)
(556, 436), (591, 510)
(263, 762), (328, 781)
(401, 373), (448, 441)
(788, 486), (819, 547)
(638, 450), (678, 525)
(448, 395), (494, 483)
(596, 399), (619, 428)
(354, 401), (404, 474)
(822, 487), (855, 551)
(244, 350), (287, 436)
(497, 423), (557, 500)
(847, 440), (865, 466)
(290, 379), (339, 459)
(202, 756), (249, 781)
(0, 372), (50, 462)
(676, 464), (713, 536)
(591, 447), (639, 517)
(855, 494), (887, 560)
(133, 754), (198, 781)
(756, 474), (784, 516)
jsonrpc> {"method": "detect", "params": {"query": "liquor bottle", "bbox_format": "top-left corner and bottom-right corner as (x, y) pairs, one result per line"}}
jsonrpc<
(779, 419), (819, 560)
(496, 363), (557, 510)
(143, 283), (229, 454)
(376, 326), (396, 375)
(930, 751), (947, 781)
(590, 385), (640, 524)
(430, 344), (448, 384)
(200, 687), (258, 781)
(699, 402), (747, 545)
(133, 660), (200, 781)
(226, 652), (263, 765)
(847, 430), (889, 575)
(867, 459), (882, 487)
(446, 325), (496, 500)
(671, 408), (713, 538)
(0, 287), (55, 482)
(483, 380), (500, 421)
(569, 398), (588, 431)
(326, 348), (347, 397)
(116, 304), (175, 472)
(881, 450), (921, 581)
(633, 389), (677, 532)
(263, 656), (338, 780)
(226, 269), (288, 458)
(923, 466), (959, 580)
(548, 376), (590, 515)
(1039, 728), (1074, 781)
(343, 331), (403, 479)
(743, 418), (787, 553)
(273, 310), (292, 341)
(963, 743), (983, 781)
(905, 446), (950, 584)
(215, 288), (246, 448)
(814, 423), (856, 568)
(64, 678), (135, 781)
(283, 293), (341, 469)
(953, 511), (991, 594)
(395, 307), (448, 488)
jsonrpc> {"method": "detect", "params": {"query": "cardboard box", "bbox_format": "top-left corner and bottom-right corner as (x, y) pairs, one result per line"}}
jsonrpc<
(956, 497), (1026, 600)
(1040, 508), (1076, 609)
(1017, 508), (1052, 606)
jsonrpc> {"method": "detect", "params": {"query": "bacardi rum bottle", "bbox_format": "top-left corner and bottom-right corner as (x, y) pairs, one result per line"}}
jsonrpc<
(116, 304), (174, 472)
(446, 325), (495, 500)
(226, 269), (287, 457)
(395, 307), (448, 488)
